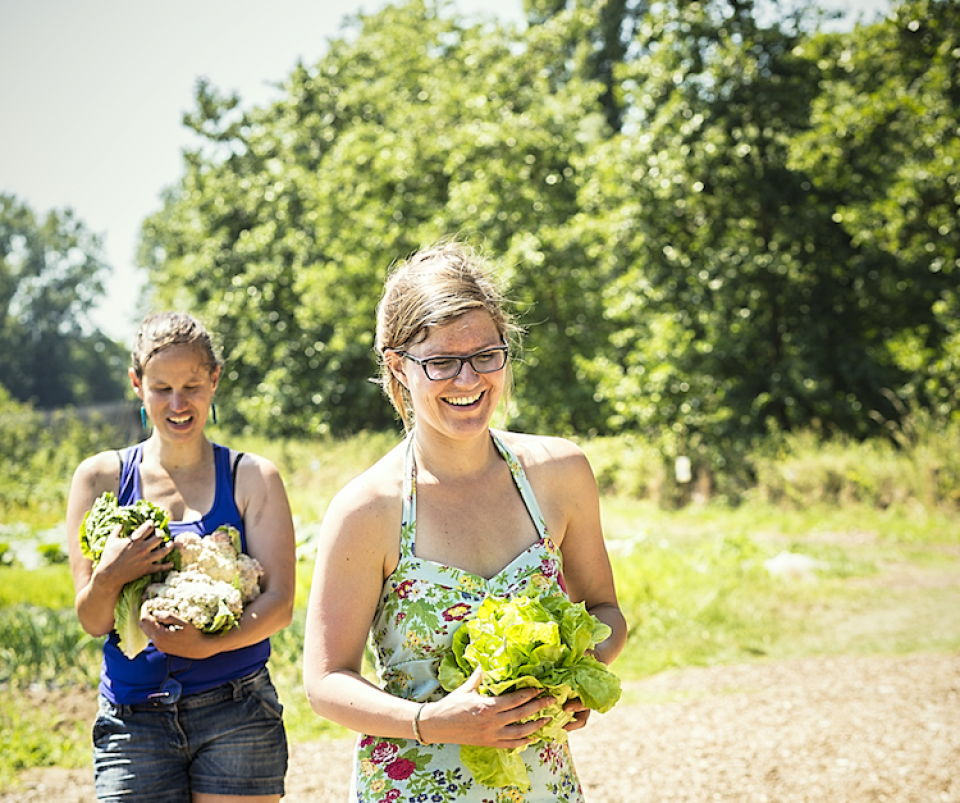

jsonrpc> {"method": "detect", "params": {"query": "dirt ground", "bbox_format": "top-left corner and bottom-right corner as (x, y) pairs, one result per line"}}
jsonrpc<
(5, 651), (958, 802)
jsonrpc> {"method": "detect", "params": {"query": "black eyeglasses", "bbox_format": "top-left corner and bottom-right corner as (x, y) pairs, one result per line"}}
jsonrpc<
(399, 344), (509, 381)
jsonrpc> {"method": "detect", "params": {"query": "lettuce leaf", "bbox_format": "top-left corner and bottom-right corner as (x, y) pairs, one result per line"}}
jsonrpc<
(79, 492), (173, 658)
(438, 590), (621, 789)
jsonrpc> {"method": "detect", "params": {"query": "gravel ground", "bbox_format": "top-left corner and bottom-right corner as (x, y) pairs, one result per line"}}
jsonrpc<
(7, 651), (958, 802)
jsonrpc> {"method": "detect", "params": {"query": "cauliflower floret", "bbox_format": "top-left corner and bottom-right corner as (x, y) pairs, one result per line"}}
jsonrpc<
(236, 553), (264, 604)
(144, 526), (262, 635)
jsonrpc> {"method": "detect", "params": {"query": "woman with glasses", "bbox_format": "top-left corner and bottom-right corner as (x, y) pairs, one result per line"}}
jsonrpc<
(303, 241), (626, 801)
(66, 312), (296, 803)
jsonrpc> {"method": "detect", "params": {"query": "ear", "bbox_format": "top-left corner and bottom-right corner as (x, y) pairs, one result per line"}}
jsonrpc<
(210, 365), (221, 392)
(128, 367), (144, 400)
(384, 350), (409, 390)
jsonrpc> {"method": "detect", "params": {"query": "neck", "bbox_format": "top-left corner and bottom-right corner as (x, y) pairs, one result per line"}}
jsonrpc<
(143, 435), (213, 473)
(411, 427), (498, 483)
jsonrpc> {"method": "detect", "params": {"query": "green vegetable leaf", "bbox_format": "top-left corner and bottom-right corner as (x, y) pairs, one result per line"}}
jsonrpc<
(439, 590), (622, 789)
(80, 492), (173, 659)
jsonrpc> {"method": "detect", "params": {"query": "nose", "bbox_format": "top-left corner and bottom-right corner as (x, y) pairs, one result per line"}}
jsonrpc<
(169, 390), (188, 410)
(454, 360), (481, 383)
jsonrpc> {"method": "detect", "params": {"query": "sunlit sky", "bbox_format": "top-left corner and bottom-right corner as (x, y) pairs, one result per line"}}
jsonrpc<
(0, 0), (888, 345)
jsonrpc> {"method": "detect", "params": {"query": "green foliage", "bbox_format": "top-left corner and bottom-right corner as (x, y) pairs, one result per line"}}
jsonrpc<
(0, 691), (92, 787)
(134, 0), (959, 448)
(139, 0), (617, 436)
(0, 566), (75, 609)
(0, 193), (128, 407)
(0, 605), (101, 688)
(0, 388), (128, 524)
(788, 0), (960, 420)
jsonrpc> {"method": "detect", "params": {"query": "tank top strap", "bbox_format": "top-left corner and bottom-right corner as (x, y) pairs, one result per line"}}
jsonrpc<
(489, 431), (550, 541)
(400, 431), (418, 559)
(117, 442), (145, 505)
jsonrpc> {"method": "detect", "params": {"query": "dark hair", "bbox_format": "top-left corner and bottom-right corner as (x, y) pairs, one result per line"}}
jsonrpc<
(131, 312), (221, 378)
(375, 240), (519, 429)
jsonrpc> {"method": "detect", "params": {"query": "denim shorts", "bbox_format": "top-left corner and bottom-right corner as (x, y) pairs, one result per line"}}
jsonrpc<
(93, 666), (288, 802)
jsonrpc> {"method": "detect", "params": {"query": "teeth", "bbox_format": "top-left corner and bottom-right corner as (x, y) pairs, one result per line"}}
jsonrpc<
(169, 415), (191, 424)
(445, 394), (481, 407)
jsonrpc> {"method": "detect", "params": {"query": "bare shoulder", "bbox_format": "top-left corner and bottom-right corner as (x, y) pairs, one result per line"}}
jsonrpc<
(232, 450), (283, 484)
(495, 430), (593, 477)
(71, 449), (122, 495)
(326, 444), (405, 526)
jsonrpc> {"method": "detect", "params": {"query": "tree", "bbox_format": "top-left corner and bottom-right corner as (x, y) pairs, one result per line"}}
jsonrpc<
(141, 0), (614, 436)
(0, 194), (127, 407)
(576, 0), (924, 473)
(788, 0), (960, 422)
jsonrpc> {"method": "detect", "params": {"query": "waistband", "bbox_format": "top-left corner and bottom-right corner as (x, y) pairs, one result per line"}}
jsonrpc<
(109, 666), (273, 714)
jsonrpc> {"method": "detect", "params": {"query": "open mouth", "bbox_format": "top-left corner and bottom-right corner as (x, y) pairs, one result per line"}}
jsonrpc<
(167, 414), (194, 426)
(443, 392), (484, 408)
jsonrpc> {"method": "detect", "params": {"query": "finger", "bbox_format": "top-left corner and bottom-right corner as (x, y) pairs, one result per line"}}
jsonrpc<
(462, 666), (484, 693)
(130, 521), (155, 541)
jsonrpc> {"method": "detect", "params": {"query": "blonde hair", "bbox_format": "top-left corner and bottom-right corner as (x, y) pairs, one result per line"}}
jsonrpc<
(131, 312), (221, 379)
(375, 241), (519, 429)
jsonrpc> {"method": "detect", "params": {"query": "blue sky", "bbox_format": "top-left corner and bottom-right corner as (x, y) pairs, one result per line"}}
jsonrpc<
(0, 0), (888, 345)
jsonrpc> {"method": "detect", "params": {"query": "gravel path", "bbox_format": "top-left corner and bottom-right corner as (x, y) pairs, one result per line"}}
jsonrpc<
(7, 651), (958, 802)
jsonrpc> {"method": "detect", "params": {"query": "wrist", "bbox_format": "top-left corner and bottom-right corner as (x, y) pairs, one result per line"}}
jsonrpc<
(412, 701), (430, 745)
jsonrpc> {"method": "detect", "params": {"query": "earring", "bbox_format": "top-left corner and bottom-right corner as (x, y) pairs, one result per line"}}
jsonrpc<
(211, 402), (218, 425)
(140, 406), (148, 429)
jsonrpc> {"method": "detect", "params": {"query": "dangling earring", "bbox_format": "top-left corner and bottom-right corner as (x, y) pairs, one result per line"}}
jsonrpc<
(140, 406), (148, 429)
(211, 402), (218, 425)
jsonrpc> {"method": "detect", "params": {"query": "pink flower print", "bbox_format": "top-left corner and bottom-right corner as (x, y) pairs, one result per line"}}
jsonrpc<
(385, 790), (401, 801)
(395, 611), (406, 625)
(443, 602), (471, 622)
(360, 735), (375, 748)
(385, 757), (417, 781)
(371, 741), (400, 765)
(396, 579), (416, 599)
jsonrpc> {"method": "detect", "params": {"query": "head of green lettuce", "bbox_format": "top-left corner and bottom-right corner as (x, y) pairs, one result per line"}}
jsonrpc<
(438, 590), (622, 791)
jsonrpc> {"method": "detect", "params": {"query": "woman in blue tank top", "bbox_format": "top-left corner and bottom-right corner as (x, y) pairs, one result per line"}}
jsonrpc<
(66, 312), (296, 803)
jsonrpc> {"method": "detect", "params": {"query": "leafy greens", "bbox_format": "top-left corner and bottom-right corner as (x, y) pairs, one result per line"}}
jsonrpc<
(79, 491), (176, 658)
(438, 591), (621, 790)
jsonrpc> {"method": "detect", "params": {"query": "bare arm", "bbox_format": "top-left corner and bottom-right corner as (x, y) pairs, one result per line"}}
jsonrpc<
(144, 452), (296, 659)
(551, 442), (627, 667)
(302, 458), (555, 748)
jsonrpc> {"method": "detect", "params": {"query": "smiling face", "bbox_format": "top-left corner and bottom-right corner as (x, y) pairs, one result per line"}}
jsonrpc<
(388, 308), (506, 442)
(130, 344), (219, 443)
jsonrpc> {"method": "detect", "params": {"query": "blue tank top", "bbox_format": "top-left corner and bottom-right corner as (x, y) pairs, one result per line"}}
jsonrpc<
(98, 441), (271, 705)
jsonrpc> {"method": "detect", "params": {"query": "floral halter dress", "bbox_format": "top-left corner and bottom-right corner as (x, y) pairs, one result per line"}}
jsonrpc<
(349, 431), (585, 803)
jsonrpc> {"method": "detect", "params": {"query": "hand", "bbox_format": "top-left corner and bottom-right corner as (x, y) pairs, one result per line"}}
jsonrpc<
(420, 668), (556, 749)
(95, 522), (176, 591)
(140, 606), (215, 660)
(562, 697), (592, 733)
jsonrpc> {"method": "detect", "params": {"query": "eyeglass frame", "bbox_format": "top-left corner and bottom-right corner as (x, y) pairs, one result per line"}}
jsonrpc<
(396, 343), (509, 382)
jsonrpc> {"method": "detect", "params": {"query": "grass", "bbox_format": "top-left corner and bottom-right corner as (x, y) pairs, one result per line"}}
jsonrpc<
(2, 428), (960, 790)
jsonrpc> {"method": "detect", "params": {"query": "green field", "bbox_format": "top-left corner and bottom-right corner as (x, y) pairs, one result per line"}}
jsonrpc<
(2, 430), (959, 789)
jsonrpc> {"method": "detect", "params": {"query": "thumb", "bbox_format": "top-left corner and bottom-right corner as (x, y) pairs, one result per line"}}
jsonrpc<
(463, 665), (484, 692)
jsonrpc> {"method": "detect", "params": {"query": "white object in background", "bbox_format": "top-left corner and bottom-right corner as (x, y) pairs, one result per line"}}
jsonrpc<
(763, 551), (826, 580)
(675, 455), (692, 484)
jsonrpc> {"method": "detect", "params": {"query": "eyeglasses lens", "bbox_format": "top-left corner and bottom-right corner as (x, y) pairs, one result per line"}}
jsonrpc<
(425, 349), (506, 380)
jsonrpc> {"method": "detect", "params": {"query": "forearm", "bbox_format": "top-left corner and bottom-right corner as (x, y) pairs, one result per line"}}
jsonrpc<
(305, 669), (422, 741)
(588, 602), (628, 666)
(74, 568), (124, 638)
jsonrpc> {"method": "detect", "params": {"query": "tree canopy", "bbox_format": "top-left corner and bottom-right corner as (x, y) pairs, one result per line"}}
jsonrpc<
(0, 194), (128, 408)
(138, 0), (958, 459)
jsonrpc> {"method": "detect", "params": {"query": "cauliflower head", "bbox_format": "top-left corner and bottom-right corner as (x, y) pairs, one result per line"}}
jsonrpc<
(142, 526), (263, 635)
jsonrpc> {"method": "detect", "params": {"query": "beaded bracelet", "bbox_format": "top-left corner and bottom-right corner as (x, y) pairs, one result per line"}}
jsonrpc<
(412, 701), (429, 746)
